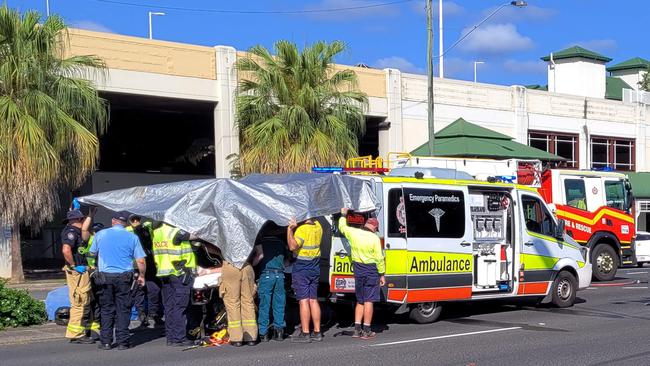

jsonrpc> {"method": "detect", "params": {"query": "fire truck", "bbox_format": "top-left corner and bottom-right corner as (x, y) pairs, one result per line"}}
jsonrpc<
(346, 154), (634, 281)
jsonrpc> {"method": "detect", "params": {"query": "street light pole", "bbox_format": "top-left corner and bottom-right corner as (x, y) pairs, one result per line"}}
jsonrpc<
(438, 0), (443, 78)
(426, 0), (435, 156)
(148, 11), (165, 39)
(474, 61), (484, 83)
(45, 0), (50, 16)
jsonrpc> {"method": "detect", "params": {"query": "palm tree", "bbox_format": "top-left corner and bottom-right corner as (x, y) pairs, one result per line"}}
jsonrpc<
(236, 40), (368, 175)
(0, 6), (107, 282)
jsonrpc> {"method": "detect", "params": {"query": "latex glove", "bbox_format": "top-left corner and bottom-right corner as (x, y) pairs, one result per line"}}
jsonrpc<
(74, 265), (87, 274)
(71, 198), (81, 210)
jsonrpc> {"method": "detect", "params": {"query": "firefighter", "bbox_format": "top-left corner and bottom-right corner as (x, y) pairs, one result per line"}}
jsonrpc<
(81, 222), (104, 341)
(220, 259), (258, 347)
(152, 222), (198, 347)
(338, 208), (385, 339)
(61, 208), (95, 344)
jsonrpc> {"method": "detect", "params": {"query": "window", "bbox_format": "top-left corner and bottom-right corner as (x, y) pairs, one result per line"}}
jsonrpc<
(591, 137), (635, 171)
(387, 188), (406, 238)
(564, 179), (587, 210)
(604, 180), (626, 211)
(521, 195), (555, 237)
(528, 131), (579, 168)
(403, 188), (465, 238)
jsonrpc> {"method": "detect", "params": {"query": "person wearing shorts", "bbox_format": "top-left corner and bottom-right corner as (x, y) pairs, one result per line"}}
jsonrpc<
(287, 218), (323, 343)
(338, 208), (385, 339)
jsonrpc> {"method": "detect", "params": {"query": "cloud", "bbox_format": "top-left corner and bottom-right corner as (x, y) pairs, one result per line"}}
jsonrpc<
(503, 59), (547, 74)
(303, 0), (400, 21)
(374, 56), (424, 74)
(411, 1), (464, 17)
(443, 57), (474, 78)
(483, 4), (555, 24)
(70, 20), (113, 33)
(568, 39), (618, 54)
(459, 23), (533, 55)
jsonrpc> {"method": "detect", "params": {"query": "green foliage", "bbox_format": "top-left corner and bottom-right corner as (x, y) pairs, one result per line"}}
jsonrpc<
(639, 70), (650, 92)
(236, 40), (368, 174)
(0, 280), (47, 330)
(0, 6), (108, 228)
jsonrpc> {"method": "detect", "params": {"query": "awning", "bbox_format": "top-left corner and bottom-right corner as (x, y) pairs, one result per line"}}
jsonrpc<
(411, 118), (564, 161)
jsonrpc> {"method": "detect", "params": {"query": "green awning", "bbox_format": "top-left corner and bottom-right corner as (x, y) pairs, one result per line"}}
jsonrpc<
(411, 118), (564, 161)
(625, 172), (650, 198)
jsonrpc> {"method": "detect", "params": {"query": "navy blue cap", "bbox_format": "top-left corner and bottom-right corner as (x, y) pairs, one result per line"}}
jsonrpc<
(112, 211), (130, 222)
(63, 210), (86, 224)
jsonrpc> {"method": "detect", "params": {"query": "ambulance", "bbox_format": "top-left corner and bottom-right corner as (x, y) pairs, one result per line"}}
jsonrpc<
(326, 167), (591, 324)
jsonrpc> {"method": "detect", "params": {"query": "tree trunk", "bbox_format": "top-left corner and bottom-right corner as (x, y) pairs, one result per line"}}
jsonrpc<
(10, 223), (24, 283)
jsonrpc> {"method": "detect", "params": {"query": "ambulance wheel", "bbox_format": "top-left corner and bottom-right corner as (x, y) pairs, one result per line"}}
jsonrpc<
(551, 271), (577, 308)
(592, 244), (617, 281)
(409, 302), (442, 324)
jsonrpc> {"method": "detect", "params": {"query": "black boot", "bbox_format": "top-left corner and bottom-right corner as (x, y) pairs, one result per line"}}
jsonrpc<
(260, 332), (271, 342)
(273, 328), (284, 341)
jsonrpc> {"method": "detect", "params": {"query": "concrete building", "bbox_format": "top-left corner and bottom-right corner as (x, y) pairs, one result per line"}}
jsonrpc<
(3, 29), (650, 278)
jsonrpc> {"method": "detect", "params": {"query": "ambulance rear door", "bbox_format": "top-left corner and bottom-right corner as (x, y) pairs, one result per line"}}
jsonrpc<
(382, 184), (408, 303)
(402, 184), (474, 303)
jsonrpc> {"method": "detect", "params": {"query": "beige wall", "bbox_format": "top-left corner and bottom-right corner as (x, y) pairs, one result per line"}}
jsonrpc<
(65, 28), (216, 79)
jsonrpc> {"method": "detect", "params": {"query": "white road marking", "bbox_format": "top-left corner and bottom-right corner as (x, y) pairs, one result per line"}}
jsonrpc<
(625, 272), (648, 275)
(371, 327), (522, 347)
(622, 287), (649, 289)
(587, 287), (598, 290)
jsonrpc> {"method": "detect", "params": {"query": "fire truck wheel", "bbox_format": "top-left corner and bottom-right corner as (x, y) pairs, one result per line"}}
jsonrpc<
(551, 270), (577, 308)
(409, 302), (442, 324)
(592, 244), (618, 281)
(638, 263), (645, 268)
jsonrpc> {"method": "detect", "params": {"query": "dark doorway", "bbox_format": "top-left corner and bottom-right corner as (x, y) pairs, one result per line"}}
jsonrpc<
(99, 92), (216, 175)
(358, 116), (384, 158)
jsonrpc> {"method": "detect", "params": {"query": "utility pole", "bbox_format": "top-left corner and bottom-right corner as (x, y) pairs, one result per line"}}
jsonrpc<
(45, 0), (50, 16)
(426, 0), (435, 156)
(438, 0), (443, 78)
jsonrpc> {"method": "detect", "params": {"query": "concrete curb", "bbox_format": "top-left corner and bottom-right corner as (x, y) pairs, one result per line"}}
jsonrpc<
(0, 323), (63, 347)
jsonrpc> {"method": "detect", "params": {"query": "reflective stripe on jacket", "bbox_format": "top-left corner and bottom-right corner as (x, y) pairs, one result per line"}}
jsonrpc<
(338, 217), (385, 274)
(152, 224), (196, 277)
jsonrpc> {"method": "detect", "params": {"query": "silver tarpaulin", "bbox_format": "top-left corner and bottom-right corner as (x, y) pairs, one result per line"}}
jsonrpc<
(78, 173), (378, 268)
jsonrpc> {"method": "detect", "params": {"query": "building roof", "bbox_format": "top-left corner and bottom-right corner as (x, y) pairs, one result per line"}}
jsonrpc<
(607, 57), (650, 72)
(605, 76), (633, 101)
(410, 118), (563, 161)
(541, 45), (612, 63)
(525, 84), (548, 91)
(625, 172), (650, 198)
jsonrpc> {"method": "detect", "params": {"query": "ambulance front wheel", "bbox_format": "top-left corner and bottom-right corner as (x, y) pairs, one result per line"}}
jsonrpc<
(409, 302), (442, 324)
(550, 270), (577, 308)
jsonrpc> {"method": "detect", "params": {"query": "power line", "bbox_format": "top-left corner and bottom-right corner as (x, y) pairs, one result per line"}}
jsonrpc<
(96, 0), (416, 14)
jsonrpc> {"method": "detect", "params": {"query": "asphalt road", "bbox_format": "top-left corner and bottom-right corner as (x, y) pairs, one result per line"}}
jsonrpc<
(2, 268), (650, 366)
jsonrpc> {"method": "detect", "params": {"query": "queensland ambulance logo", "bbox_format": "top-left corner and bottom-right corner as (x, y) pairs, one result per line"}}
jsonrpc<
(428, 208), (445, 232)
(396, 196), (407, 234)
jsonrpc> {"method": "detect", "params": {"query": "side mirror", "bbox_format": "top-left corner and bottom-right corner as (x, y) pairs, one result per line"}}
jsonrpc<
(555, 219), (566, 240)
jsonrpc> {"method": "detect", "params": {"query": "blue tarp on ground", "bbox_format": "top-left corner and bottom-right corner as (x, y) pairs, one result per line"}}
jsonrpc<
(45, 286), (138, 321)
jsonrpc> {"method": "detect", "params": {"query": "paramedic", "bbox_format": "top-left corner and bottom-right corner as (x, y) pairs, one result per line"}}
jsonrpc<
(338, 208), (385, 339)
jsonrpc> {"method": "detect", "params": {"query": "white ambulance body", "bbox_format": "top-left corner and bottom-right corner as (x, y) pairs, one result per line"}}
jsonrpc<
(327, 169), (591, 323)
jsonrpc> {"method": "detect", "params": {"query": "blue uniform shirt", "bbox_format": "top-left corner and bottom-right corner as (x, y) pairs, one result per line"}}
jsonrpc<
(89, 224), (146, 273)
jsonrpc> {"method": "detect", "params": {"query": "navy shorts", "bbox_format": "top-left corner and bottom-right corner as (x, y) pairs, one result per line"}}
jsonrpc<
(292, 270), (319, 300)
(353, 262), (380, 303)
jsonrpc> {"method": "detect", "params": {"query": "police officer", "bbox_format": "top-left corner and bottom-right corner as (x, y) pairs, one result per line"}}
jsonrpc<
(338, 208), (385, 339)
(152, 222), (197, 347)
(89, 211), (146, 350)
(61, 208), (95, 344)
(127, 214), (162, 328)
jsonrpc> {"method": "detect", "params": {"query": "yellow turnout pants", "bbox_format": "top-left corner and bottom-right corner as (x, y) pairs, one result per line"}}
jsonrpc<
(220, 261), (257, 342)
(64, 267), (92, 339)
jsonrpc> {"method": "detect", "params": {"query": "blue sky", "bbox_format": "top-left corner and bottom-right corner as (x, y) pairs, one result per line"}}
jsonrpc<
(8, 0), (649, 86)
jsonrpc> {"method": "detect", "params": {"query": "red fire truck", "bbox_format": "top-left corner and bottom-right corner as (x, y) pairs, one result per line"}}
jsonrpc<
(347, 155), (634, 280)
